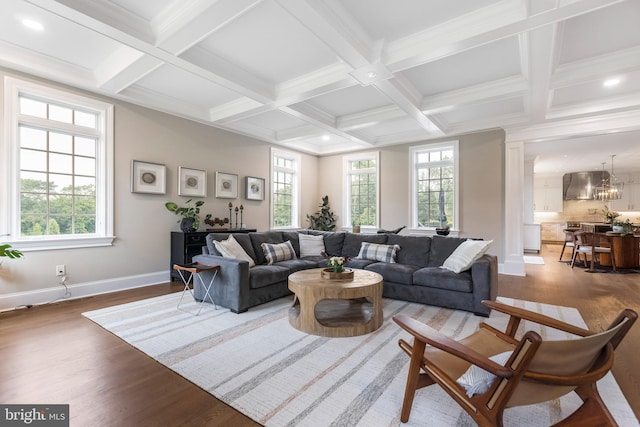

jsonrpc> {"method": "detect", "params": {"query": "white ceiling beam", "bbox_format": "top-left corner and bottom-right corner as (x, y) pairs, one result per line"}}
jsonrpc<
(281, 104), (374, 145)
(274, 0), (374, 69)
(421, 76), (529, 115)
(97, 50), (162, 93)
(551, 45), (640, 88)
(50, 0), (154, 43)
(153, 0), (263, 54)
(26, 0), (275, 103)
(524, 24), (557, 122)
(337, 106), (405, 131)
(374, 78), (444, 136)
(385, 0), (624, 73)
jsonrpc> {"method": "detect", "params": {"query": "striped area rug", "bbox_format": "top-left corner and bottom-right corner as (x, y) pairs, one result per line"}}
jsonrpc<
(83, 295), (637, 426)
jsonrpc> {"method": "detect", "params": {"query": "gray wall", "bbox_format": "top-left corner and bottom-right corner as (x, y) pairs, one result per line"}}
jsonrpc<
(317, 129), (506, 259)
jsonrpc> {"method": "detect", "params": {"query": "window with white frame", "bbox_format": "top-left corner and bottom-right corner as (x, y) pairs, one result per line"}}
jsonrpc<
(271, 148), (300, 229)
(2, 77), (114, 250)
(344, 152), (379, 228)
(410, 141), (459, 229)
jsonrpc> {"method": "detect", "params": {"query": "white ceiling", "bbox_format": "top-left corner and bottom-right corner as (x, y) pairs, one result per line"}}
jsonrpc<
(2, 0), (640, 172)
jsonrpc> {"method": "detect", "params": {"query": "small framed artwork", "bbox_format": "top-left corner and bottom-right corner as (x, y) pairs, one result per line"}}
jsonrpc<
(178, 167), (207, 197)
(131, 160), (166, 194)
(245, 176), (265, 201)
(215, 172), (238, 199)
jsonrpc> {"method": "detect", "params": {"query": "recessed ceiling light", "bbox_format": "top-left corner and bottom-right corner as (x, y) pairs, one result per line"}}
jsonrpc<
(22, 19), (44, 31)
(366, 71), (377, 79)
(603, 78), (620, 87)
(322, 135), (330, 141)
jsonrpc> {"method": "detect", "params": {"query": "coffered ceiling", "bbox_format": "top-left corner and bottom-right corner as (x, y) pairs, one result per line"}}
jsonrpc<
(2, 0), (639, 168)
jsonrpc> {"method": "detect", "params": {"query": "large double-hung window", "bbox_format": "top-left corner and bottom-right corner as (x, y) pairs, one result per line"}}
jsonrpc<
(270, 148), (300, 229)
(410, 141), (459, 230)
(344, 152), (379, 229)
(2, 77), (114, 250)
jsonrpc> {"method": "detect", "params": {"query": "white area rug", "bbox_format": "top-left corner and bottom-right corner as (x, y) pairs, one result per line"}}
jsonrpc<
(83, 295), (637, 426)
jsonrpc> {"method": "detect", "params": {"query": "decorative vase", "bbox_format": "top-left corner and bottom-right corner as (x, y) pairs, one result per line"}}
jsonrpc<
(180, 218), (197, 232)
(321, 267), (354, 281)
(435, 226), (450, 236)
(352, 225), (360, 233)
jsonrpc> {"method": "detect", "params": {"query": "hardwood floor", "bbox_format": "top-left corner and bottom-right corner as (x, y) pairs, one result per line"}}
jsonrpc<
(1, 244), (638, 426)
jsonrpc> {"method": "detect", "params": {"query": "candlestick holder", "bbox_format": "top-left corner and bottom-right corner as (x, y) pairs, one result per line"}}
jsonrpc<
(240, 205), (244, 229)
(234, 207), (239, 229)
(228, 202), (233, 227)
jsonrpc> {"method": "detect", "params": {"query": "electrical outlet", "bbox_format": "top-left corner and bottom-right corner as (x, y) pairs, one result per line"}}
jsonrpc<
(56, 265), (66, 276)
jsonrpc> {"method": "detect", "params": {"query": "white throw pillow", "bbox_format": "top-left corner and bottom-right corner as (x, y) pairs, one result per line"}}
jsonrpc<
(214, 235), (255, 267)
(298, 234), (326, 257)
(441, 239), (493, 273)
(456, 351), (512, 397)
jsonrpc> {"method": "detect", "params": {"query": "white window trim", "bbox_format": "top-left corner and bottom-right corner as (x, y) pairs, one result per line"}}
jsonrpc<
(343, 151), (379, 230)
(270, 147), (301, 229)
(409, 141), (459, 232)
(2, 77), (115, 251)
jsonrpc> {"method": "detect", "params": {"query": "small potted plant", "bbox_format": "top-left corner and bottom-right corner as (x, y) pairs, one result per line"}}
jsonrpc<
(165, 199), (211, 232)
(351, 218), (360, 234)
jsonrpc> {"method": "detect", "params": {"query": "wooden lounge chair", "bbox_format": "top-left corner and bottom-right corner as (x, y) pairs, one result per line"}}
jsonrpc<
(393, 300), (637, 426)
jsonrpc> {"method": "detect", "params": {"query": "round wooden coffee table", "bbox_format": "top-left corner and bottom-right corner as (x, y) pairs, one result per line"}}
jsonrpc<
(287, 268), (383, 337)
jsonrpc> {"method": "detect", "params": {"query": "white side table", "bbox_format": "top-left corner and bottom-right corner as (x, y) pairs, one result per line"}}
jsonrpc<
(173, 262), (220, 315)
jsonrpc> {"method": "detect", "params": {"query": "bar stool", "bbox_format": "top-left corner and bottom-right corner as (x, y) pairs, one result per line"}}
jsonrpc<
(173, 262), (220, 315)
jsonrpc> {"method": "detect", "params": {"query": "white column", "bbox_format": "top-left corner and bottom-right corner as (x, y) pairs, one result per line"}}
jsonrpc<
(503, 140), (525, 276)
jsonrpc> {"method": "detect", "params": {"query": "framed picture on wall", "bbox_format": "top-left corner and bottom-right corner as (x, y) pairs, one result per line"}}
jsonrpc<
(131, 160), (166, 194)
(215, 172), (238, 198)
(178, 167), (207, 197)
(245, 176), (265, 201)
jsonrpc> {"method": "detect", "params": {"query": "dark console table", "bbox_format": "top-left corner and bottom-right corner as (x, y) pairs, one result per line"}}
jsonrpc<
(170, 230), (256, 281)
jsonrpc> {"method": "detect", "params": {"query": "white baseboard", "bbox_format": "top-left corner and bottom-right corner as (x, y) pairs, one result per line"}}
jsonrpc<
(0, 271), (170, 312)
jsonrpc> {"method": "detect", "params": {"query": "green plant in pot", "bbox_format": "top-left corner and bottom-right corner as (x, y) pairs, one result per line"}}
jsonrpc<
(306, 195), (336, 231)
(165, 199), (211, 232)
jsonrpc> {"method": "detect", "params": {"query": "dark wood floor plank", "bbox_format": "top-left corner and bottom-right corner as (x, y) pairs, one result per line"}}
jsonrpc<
(1, 245), (638, 425)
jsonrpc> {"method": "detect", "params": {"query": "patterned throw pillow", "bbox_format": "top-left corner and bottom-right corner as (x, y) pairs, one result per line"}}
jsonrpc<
(214, 235), (255, 267)
(357, 242), (401, 263)
(298, 233), (325, 257)
(441, 239), (492, 273)
(261, 241), (297, 265)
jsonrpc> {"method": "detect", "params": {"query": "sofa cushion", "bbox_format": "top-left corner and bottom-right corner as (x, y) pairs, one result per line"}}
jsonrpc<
(274, 259), (318, 273)
(308, 230), (346, 256)
(386, 234), (431, 267)
(341, 233), (388, 258)
(261, 241), (297, 264)
(357, 242), (400, 263)
(413, 267), (473, 292)
(427, 235), (467, 267)
(248, 264), (291, 289)
(442, 239), (493, 273)
(298, 233), (326, 257)
(214, 234), (256, 267)
(366, 262), (418, 285)
(345, 258), (377, 269)
(250, 231), (284, 265)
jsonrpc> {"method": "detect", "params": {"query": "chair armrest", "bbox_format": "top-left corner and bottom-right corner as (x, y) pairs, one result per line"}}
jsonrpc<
(481, 300), (592, 337)
(393, 314), (513, 378)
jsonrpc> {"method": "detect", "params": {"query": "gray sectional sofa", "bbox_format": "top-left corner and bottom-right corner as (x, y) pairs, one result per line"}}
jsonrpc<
(192, 230), (498, 316)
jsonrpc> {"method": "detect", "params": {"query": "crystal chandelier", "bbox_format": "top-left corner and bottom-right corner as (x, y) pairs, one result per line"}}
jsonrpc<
(593, 155), (624, 201)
